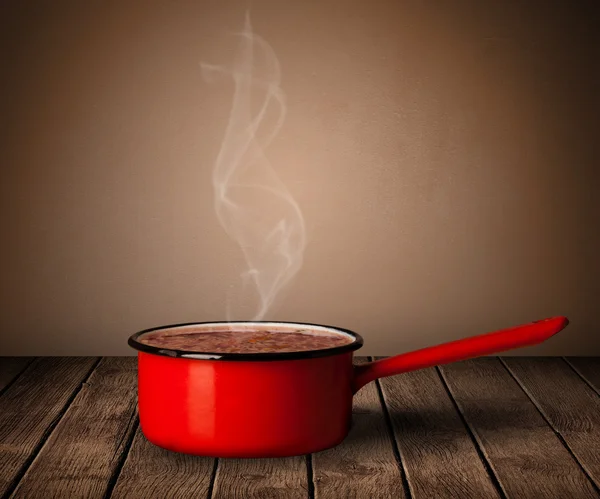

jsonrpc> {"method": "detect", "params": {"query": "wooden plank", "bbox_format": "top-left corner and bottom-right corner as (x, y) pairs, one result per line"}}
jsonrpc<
(440, 358), (598, 498)
(111, 426), (215, 498)
(312, 357), (407, 498)
(10, 357), (138, 499)
(212, 455), (308, 499)
(377, 358), (501, 498)
(0, 357), (34, 392)
(503, 357), (600, 490)
(565, 357), (600, 395)
(0, 357), (98, 497)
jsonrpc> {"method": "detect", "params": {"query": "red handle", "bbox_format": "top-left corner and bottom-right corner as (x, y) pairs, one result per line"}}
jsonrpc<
(352, 316), (569, 393)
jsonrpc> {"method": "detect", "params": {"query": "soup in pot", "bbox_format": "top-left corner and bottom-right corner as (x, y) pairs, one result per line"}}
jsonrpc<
(139, 326), (353, 354)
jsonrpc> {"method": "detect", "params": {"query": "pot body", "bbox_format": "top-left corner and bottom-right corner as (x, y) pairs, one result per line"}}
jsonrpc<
(137, 350), (355, 458)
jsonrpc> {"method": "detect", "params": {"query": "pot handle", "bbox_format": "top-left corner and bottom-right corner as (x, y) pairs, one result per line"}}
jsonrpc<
(352, 316), (569, 393)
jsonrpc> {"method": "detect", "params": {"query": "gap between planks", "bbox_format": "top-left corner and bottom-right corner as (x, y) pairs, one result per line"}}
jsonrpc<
(563, 357), (600, 398)
(499, 357), (600, 494)
(309, 356), (409, 498)
(6, 357), (139, 499)
(0, 357), (36, 396)
(103, 416), (140, 499)
(435, 365), (506, 499)
(374, 371), (412, 498)
(377, 356), (503, 498)
(1, 357), (102, 498)
(440, 358), (599, 498)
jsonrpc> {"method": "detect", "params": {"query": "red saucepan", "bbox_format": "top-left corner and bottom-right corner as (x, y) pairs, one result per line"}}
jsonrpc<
(128, 316), (568, 458)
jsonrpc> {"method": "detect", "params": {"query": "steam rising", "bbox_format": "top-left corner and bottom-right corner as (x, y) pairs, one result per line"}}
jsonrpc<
(201, 13), (306, 320)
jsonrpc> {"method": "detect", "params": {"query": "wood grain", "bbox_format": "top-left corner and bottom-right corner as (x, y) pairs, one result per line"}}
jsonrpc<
(312, 357), (406, 499)
(0, 357), (98, 497)
(440, 358), (598, 498)
(377, 359), (501, 499)
(111, 426), (215, 499)
(503, 357), (600, 490)
(10, 357), (138, 499)
(565, 357), (600, 395)
(212, 456), (308, 498)
(2, 356), (599, 498)
(0, 357), (34, 392)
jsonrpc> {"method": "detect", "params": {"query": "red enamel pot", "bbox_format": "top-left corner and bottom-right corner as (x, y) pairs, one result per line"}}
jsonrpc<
(128, 316), (568, 458)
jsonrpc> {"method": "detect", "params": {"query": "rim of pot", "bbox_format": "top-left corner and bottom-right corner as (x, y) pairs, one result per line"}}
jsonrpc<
(128, 320), (365, 361)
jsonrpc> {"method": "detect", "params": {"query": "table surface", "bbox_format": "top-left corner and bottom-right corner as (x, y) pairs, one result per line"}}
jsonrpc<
(1, 356), (599, 498)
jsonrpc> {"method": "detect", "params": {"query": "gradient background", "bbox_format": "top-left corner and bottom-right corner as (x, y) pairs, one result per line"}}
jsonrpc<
(1, 0), (598, 356)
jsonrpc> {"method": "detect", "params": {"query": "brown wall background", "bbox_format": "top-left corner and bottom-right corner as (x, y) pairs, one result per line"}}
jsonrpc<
(1, 0), (598, 356)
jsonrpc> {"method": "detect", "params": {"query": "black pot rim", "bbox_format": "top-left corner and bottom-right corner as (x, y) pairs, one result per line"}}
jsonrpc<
(128, 320), (364, 361)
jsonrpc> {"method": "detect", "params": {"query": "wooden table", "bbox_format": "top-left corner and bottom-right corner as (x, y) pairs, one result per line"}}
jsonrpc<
(1, 357), (599, 498)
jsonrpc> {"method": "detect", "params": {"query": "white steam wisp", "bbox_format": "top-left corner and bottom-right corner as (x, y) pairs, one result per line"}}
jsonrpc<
(201, 13), (306, 321)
